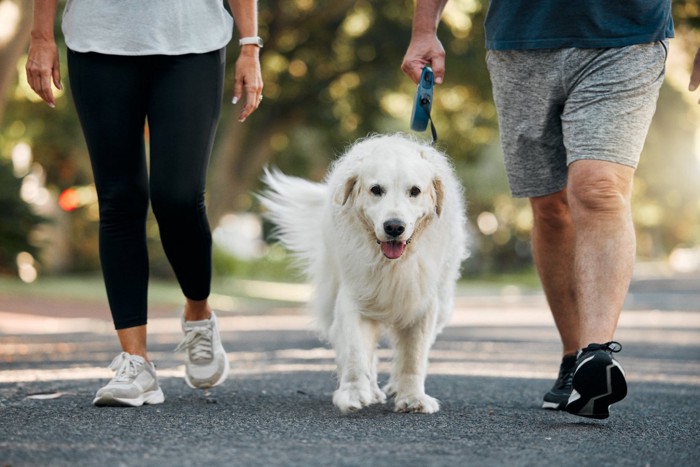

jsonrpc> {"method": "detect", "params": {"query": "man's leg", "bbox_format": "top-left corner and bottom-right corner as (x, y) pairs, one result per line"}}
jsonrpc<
(531, 190), (583, 410)
(529, 190), (579, 357)
(566, 160), (635, 345)
(561, 159), (634, 418)
(531, 161), (634, 352)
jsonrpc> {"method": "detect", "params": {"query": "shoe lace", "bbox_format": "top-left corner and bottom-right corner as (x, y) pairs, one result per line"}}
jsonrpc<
(555, 360), (575, 390)
(175, 326), (213, 362)
(108, 352), (143, 382)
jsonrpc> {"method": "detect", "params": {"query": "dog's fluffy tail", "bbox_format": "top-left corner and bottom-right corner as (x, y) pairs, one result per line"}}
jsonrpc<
(258, 167), (327, 276)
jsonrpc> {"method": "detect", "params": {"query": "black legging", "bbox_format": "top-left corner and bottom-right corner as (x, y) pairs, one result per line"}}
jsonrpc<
(68, 48), (225, 329)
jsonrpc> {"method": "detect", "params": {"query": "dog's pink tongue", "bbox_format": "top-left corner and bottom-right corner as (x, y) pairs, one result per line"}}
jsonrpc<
(381, 241), (406, 259)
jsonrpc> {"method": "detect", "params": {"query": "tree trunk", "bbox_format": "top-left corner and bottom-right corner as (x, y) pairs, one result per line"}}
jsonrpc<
(0, 0), (33, 126)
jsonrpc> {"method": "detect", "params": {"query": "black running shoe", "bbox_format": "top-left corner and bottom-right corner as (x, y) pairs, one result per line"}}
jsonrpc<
(565, 341), (627, 419)
(542, 354), (577, 410)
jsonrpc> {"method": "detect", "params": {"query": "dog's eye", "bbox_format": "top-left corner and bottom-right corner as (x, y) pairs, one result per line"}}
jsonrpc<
(370, 185), (383, 196)
(409, 186), (421, 197)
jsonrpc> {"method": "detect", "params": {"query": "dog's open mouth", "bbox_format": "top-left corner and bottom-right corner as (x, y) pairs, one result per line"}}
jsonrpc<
(380, 240), (407, 260)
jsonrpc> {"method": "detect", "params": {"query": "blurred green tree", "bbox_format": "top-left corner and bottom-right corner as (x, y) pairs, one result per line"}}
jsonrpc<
(0, 158), (45, 274)
(1, 0), (698, 277)
(209, 0), (499, 219)
(0, 0), (31, 125)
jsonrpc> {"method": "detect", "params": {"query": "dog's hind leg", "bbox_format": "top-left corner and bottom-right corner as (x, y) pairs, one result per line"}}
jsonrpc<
(329, 289), (385, 413)
(385, 306), (440, 414)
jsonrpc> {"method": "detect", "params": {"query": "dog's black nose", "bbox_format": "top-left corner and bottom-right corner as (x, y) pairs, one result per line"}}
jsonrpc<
(383, 219), (406, 238)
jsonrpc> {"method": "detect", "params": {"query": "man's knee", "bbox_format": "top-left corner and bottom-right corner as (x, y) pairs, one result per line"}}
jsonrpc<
(567, 161), (634, 215)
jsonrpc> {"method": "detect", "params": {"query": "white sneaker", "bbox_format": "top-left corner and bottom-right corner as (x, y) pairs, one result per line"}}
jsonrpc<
(93, 352), (165, 407)
(175, 310), (229, 389)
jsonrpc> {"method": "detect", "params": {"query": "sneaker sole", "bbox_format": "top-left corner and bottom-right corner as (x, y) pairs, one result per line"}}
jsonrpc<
(542, 398), (567, 410)
(93, 388), (165, 407)
(184, 351), (230, 390)
(565, 356), (627, 419)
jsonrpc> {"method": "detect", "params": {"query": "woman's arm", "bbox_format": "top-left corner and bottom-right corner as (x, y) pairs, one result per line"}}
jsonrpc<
(26, 0), (62, 108)
(228, 0), (263, 122)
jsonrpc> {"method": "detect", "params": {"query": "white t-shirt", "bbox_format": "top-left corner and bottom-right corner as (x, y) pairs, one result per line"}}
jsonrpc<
(62, 0), (234, 55)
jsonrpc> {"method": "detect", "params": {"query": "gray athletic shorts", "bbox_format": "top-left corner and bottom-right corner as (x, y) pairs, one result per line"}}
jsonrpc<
(486, 41), (668, 198)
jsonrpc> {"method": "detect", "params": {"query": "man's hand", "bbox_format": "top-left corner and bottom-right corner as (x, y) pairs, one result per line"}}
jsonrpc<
(401, 34), (446, 85)
(401, 0), (448, 85)
(690, 47), (700, 104)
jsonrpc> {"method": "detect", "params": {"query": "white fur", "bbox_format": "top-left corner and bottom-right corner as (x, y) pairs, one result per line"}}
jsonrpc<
(259, 134), (468, 414)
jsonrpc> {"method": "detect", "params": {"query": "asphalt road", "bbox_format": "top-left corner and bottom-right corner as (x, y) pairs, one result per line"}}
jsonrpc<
(1, 275), (699, 466)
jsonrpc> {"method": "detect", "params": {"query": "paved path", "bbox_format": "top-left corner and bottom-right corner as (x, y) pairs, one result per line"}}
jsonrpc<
(0, 276), (698, 466)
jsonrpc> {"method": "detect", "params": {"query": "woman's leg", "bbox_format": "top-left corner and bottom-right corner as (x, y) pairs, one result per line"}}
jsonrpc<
(68, 51), (152, 354)
(146, 49), (229, 389)
(147, 49), (225, 312)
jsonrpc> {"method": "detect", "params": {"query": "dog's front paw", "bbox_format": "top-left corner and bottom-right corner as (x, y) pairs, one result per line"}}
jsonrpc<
(382, 381), (398, 397)
(333, 382), (383, 413)
(393, 393), (440, 414)
(371, 382), (387, 405)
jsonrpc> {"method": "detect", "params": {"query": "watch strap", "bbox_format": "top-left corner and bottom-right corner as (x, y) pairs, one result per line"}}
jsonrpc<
(239, 36), (263, 48)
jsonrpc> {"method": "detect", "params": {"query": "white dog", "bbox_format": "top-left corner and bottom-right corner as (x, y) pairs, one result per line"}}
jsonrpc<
(259, 134), (468, 413)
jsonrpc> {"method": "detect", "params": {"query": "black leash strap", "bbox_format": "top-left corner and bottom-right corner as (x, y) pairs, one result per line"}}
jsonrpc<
(419, 96), (438, 144)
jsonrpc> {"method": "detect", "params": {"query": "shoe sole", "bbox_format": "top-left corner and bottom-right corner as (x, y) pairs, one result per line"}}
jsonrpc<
(542, 398), (567, 410)
(184, 351), (230, 389)
(565, 355), (627, 419)
(93, 388), (165, 407)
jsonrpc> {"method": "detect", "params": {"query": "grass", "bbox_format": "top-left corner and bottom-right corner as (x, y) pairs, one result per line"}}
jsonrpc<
(0, 274), (182, 305)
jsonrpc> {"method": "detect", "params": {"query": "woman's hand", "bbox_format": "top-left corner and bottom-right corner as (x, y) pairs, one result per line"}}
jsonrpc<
(26, 0), (62, 108)
(232, 45), (263, 122)
(26, 37), (62, 108)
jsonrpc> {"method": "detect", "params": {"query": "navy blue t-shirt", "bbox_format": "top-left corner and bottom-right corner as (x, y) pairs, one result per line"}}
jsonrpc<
(484, 0), (674, 50)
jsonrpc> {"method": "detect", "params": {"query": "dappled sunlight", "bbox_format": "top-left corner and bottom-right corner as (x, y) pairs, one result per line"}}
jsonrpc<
(341, 3), (372, 38)
(442, 0), (480, 38)
(669, 246), (700, 273)
(0, 311), (114, 335)
(15, 252), (37, 283)
(235, 279), (312, 302)
(379, 92), (412, 119)
(1, 0), (698, 396)
(2, 299), (699, 385)
(664, 29), (700, 107)
(0, 1), (21, 47)
(3, 343), (698, 385)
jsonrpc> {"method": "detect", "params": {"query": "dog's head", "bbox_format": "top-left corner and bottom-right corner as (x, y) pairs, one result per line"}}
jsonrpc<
(334, 136), (445, 260)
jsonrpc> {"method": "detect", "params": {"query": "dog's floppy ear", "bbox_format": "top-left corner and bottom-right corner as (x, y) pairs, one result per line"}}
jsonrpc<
(334, 175), (358, 206)
(433, 177), (444, 217)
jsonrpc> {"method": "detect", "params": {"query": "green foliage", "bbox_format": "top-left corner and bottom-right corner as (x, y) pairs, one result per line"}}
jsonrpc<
(0, 0), (698, 280)
(673, 0), (700, 29)
(635, 84), (700, 258)
(235, 0), (497, 182)
(212, 244), (299, 282)
(0, 159), (45, 274)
